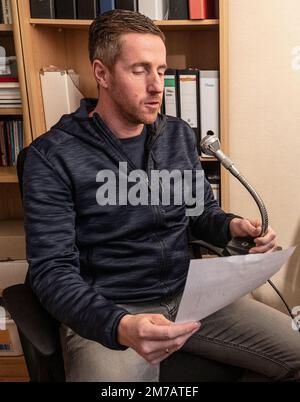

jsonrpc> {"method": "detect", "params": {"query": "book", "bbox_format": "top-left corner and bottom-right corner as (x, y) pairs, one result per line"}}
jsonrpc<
(0, 89), (21, 98)
(0, 2), (3, 23)
(177, 69), (200, 145)
(0, 56), (18, 78)
(0, 97), (21, 101)
(0, 77), (18, 83)
(214, 0), (219, 18)
(0, 99), (21, 104)
(77, 0), (99, 19)
(206, 172), (220, 204)
(114, 0), (138, 12)
(168, 0), (189, 20)
(0, 82), (19, 88)
(163, 69), (178, 117)
(55, 0), (77, 19)
(29, 0), (55, 19)
(40, 68), (84, 130)
(138, 0), (168, 20)
(199, 70), (219, 158)
(1, 0), (12, 24)
(0, 121), (6, 166)
(0, 104), (21, 108)
(189, 0), (216, 20)
(0, 119), (23, 167)
(99, 0), (115, 13)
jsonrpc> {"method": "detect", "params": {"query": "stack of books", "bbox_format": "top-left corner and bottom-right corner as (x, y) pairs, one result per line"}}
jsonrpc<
(0, 0), (12, 24)
(29, 0), (219, 20)
(0, 118), (23, 167)
(0, 80), (21, 109)
(0, 56), (21, 109)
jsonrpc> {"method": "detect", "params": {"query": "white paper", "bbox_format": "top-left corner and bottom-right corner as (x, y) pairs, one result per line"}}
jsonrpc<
(175, 246), (296, 323)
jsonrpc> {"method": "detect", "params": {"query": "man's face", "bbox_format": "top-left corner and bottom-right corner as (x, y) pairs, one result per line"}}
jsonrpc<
(106, 33), (167, 125)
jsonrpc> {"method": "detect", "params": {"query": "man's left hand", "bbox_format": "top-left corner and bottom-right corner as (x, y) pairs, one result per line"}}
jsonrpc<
(229, 218), (278, 254)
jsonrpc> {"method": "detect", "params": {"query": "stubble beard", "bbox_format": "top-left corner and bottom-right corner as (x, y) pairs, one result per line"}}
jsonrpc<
(112, 90), (160, 125)
(119, 100), (159, 125)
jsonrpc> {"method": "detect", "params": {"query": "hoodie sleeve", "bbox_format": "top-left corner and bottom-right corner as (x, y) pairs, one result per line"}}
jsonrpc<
(23, 144), (129, 350)
(189, 174), (238, 247)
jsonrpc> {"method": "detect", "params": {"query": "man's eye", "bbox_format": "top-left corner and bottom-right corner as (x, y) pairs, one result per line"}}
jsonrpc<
(133, 70), (145, 75)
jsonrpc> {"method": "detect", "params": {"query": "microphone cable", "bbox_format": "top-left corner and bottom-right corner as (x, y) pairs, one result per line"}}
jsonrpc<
(267, 279), (300, 333)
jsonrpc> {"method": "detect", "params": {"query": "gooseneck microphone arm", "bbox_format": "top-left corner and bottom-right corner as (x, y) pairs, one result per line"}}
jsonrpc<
(200, 134), (269, 256)
(200, 135), (268, 237)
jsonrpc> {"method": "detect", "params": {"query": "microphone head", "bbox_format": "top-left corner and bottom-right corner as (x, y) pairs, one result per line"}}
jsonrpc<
(200, 133), (221, 156)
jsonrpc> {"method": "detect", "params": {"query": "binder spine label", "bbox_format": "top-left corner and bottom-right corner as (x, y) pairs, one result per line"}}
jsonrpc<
(164, 75), (177, 117)
(179, 75), (198, 128)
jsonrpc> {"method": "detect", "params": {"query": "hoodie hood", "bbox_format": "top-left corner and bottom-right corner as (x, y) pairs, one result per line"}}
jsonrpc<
(52, 98), (167, 157)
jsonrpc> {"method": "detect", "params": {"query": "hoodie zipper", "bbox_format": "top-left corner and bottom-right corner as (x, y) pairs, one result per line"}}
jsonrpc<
(92, 114), (166, 200)
(145, 122), (169, 295)
(92, 115), (152, 190)
(92, 114), (169, 295)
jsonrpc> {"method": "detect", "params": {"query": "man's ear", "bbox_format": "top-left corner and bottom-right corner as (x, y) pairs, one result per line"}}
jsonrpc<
(93, 59), (110, 89)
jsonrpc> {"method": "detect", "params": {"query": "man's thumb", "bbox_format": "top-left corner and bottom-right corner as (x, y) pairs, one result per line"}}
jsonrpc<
(251, 223), (261, 236)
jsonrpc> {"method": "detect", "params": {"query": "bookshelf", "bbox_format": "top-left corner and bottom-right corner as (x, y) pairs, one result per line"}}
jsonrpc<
(0, 356), (29, 382)
(0, 166), (18, 183)
(29, 18), (219, 30)
(0, 1), (31, 223)
(0, 0), (230, 381)
(0, 3), (29, 381)
(0, 24), (13, 31)
(0, 107), (22, 115)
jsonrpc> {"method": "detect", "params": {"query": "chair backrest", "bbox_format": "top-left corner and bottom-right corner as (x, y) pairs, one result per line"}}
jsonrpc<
(16, 147), (31, 289)
(16, 147), (28, 200)
(3, 147), (65, 382)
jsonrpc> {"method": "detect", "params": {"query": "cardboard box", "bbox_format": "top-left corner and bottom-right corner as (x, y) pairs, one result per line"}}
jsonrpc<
(0, 219), (27, 357)
(0, 305), (23, 356)
(0, 219), (26, 261)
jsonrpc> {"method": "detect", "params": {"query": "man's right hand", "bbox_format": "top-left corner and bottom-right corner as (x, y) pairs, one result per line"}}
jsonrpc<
(117, 313), (201, 365)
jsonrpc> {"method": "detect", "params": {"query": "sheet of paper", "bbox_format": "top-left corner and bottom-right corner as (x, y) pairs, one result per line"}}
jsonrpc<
(175, 246), (296, 323)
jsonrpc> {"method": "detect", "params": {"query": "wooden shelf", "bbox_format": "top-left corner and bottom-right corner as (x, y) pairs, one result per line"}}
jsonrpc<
(0, 167), (18, 183)
(0, 356), (29, 382)
(156, 19), (219, 30)
(0, 24), (13, 32)
(0, 108), (22, 116)
(29, 18), (219, 30)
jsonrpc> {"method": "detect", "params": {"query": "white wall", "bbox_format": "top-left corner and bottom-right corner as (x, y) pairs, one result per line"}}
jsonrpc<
(227, 0), (300, 311)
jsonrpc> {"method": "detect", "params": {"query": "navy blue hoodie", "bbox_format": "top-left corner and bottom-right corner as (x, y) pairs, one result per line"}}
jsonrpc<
(23, 99), (237, 350)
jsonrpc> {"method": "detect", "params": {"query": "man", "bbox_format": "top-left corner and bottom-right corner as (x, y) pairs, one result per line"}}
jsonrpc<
(23, 10), (300, 382)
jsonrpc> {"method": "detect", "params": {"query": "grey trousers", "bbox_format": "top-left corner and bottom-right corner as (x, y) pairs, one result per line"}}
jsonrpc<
(60, 292), (300, 382)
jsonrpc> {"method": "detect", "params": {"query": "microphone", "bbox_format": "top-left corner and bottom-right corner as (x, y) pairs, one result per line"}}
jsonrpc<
(200, 134), (269, 256)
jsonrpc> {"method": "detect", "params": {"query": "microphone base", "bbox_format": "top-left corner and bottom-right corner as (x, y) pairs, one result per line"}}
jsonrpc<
(222, 236), (256, 257)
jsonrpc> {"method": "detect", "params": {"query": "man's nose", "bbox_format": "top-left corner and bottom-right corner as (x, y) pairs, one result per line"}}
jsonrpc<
(147, 72), (164, 93)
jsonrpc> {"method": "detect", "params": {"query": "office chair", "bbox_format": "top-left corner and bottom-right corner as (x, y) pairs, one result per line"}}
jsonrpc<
(3, 147), (243, 382)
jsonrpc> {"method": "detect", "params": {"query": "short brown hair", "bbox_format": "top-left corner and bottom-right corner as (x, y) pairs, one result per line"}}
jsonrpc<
(89, 9), (165, 69)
